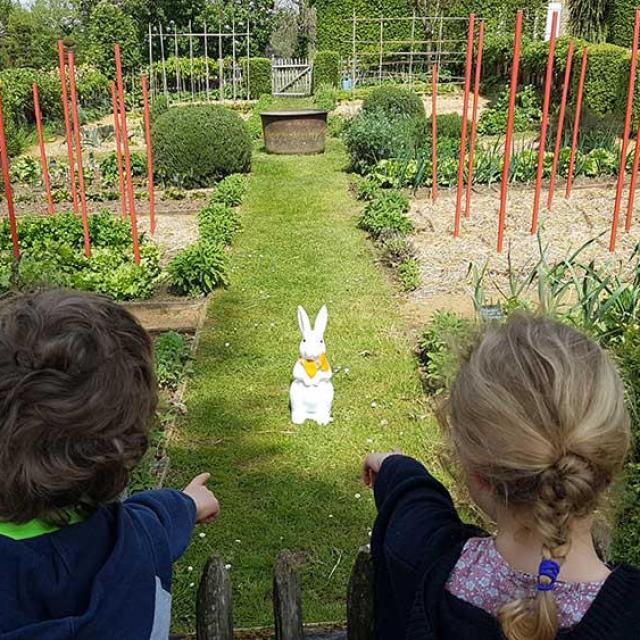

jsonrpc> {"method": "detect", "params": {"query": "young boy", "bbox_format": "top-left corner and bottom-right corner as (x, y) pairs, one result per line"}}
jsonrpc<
(0, 289), (220, 639)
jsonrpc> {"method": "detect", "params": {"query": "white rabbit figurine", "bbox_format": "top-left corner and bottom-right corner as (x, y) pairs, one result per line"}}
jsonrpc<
(290, 305), (334, 425)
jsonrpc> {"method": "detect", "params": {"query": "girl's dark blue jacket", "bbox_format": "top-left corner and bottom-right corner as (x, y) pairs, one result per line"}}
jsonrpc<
(371, 455), (640, 640)
(0, 489), (196, 639)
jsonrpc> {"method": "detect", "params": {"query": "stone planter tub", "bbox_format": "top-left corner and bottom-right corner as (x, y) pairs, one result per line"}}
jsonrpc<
(260, 109), (329, 155)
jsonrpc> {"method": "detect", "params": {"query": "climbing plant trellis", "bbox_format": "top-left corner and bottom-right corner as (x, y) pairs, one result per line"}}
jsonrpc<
(148, 20), (252, 103)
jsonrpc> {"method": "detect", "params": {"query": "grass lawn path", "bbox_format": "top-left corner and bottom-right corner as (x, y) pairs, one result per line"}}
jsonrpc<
(169, 140), (437, 631)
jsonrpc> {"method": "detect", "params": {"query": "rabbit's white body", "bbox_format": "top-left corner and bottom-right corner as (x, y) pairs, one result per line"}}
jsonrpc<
(290, 306), (334, 425)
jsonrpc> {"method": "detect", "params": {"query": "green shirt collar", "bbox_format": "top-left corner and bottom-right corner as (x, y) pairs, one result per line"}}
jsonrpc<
(0, 511), (84, 540)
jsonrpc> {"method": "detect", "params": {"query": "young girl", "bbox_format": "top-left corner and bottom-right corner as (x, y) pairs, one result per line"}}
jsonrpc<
(364, 314), (640, 639)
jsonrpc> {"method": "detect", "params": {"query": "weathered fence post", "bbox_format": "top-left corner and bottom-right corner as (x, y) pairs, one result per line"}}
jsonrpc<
(273, 550), (304, 640)
(196, 555), (234, 640)
(347, 547), (375, 640)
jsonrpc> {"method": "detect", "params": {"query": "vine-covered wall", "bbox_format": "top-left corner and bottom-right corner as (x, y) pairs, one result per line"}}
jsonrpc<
(312, 0), (547, 59)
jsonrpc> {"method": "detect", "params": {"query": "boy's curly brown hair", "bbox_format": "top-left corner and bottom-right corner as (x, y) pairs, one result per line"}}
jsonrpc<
(0, 289), (157, 524)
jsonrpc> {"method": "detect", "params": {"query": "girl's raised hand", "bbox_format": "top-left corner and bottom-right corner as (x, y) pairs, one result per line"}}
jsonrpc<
(362, 451), (402, 488)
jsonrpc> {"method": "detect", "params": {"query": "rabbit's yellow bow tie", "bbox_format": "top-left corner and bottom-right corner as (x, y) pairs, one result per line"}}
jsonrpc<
(301, 353), (330, 378)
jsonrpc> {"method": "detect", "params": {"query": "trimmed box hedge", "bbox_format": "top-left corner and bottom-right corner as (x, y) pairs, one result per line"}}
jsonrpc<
(241, 57), (272, 99)
(153, 105), (251, 188)
(314, 51), (341, 90)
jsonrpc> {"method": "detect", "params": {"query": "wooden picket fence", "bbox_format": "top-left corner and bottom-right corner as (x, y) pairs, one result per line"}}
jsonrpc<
(195, 547), (374, 640)
(272, 58), (313, 97)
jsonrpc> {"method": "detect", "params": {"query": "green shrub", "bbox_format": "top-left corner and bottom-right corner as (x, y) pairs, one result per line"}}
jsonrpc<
(86, 1), (140, 76)
(418, 311), (476, 394)
(612, 463), (640, 567)
(314, 51), (341, 89)
(398, 257), (421, 291)
(241, 57), (272, 99)
(343, 109), (425, 174)
(362, 84), (425, 119)
(380, 234), (415, 267)
(150, 94), (170, 123)
(155, 331), (192, 390)
(198, 203), (241, 245)
(315, 83), (339, 111)
(355, 176), (383, 201)
(100, 151), (146, 187)
(608, 0), (635, 48)
(359, 190), (413, 239)
(210, 174), (247, 207)
(583, 44), (627, 117)
(0, 212), (161, 300)
(153, 105), (251, 188)
(432, 113), (470, 141)
(478, 85), (542, 135)
(168, 241), (229, 297)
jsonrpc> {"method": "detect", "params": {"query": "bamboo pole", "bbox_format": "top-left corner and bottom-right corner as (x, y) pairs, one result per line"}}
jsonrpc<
(352, 9), (357, 88)
(531, 11), (558, 234)
(465, 20), (485, 218)
(33, 83), (55, 215)
(378, 18), (384, 83)
(547, 39), (574, 211)
(566, 48), (588, 199)
(159, 23), (168, 98)
(497, 9), (523, 254)
(611, 10), (640, 251)
(111, 81), (127, 219)
(141, 75), (156, 236)
(189, 20), (195, 101)
(58, 40), (78, 213)
(174, 22), (181, 94)
(432, 64), (438, 203)
(232, 16), (237, 102)
(453, 13), (475, 238)
(148, 23), (155, 100)
(67, 51), (91, 258)
(115, 44), (141, 264)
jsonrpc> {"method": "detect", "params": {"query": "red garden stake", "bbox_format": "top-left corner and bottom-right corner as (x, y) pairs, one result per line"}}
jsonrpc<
(141, 75), (156, 236)
(611, 8), (640, 252)
(0, 93), (20, 258)
(465, 20), (485, 219)
(566, 47), (588, 199)
(531, 11), (558, 235)
(115, 44), (141, 265)
(454, 13), (475, 238)
(497, 9), (523, 254)
(626, 91), (640, 231)
(110, 81), (127, 220)
(68, 51), (91, 258)
(33, 83), (55, 215)
(547, 39), (574, 211)
(431, 63), (438, 203)
(58, 40), (78, 213)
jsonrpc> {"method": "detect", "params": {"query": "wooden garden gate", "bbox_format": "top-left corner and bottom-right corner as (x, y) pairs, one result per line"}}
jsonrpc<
(272, 58), (313, 96)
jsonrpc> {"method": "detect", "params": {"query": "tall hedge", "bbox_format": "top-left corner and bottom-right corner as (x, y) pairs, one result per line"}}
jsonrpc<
(314, 51), (341, 89)
(153, 105), (251, 188)
(583, 44), (628, 117)
(241, 57), (272, 99)
(314, 0), (546, 58)
(607, 0), (636, 48)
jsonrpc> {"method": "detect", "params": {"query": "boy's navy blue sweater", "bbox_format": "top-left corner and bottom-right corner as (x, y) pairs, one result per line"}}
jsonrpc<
(0, 489), (196, 639)
(372, 455), (640, 640)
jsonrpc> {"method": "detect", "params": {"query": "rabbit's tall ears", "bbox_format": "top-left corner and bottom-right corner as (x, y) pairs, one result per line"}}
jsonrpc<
(314, 305), (329, 337)
(297, 306), (311, 335)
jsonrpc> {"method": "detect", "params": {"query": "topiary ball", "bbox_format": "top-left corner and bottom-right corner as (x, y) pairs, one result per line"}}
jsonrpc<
(362, 85), (426, 120)
(152, 104), (251, 188)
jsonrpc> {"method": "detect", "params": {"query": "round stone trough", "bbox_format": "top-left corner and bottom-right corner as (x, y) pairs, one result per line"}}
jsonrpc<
(260, 109), (328, 155)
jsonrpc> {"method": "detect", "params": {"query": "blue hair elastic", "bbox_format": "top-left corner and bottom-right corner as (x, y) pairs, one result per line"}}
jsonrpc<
(537, 559), (561, 592)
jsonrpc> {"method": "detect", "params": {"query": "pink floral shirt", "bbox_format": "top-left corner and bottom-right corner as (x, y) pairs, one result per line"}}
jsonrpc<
(446, 537), (604, 628)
